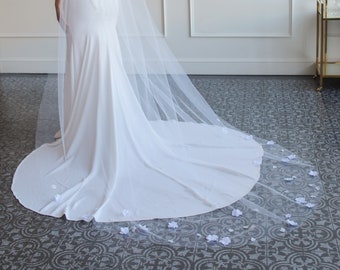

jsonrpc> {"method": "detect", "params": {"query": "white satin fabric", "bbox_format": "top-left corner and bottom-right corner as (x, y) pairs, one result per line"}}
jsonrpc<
(12, 0), (263, 222)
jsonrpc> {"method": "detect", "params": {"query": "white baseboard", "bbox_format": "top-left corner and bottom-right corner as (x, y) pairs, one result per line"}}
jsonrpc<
(179, 58), (316, 75)
(0, 58), (316, 75)
(0, 59), (58, 73)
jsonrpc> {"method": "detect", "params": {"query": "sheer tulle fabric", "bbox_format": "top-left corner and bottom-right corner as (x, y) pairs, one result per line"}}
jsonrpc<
(12, 0), (322, 246)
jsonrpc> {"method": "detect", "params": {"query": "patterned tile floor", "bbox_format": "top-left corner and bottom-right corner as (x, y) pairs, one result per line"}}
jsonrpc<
(0, 74), (339, 269)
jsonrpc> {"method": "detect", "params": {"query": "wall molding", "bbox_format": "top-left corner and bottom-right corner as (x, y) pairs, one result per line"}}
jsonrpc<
(146, 0), (167, 37)
(0, 57), (316, 75)
(161, 0), (168, 37)
(0, 0), (167, 38)
(0, 58), (58, 73)
(0, 34), (58, 38)
(178, 57), (315, 63)
(180, 60), (315, 75)
(189, 0), (293, 38)
(328, 33), (340, 37)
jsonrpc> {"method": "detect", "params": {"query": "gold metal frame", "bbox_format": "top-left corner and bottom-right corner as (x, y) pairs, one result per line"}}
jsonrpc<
(315, 0), (340, 91)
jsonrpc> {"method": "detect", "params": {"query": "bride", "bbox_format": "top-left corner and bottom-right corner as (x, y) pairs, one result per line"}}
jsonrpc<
(12, 0), (320, 243)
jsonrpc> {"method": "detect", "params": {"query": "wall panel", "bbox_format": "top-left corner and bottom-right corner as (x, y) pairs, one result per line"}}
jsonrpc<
(1, 0), (338, 75)
(190, 0), (292, 37)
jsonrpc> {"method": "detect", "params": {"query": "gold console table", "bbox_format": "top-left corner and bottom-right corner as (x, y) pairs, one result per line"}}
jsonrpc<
(315, 0), (340, 91)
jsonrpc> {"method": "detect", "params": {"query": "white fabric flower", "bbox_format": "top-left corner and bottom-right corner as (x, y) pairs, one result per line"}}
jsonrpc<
(250, 237), (256, 242)
(286, 219), (298, 226)
(120, 227), (130, 235)
(122, 209), (130, 217)
(267, 140), (275, 145)
(228, 228), (234, 233)
(168, 221), (179, 229)
(306, 203), (316, 208)
(281, 158), (290, 163)
(54, 194), (62, 202)
(206, 234), (219, 242)
(295, 197), (307, 204)
(138, 224), (149, 232)
(309, 170), (318, 177)
(219, 237), (231, 246)
(279, 227), (286, 233)
(232, 209), (243, 217)
(284, 176), (296, 182)
(288, 154), (296, 160)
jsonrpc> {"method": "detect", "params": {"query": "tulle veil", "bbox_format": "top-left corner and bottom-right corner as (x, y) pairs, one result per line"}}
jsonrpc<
(56, 0), (224, 147)
(33, 0), (323, 247)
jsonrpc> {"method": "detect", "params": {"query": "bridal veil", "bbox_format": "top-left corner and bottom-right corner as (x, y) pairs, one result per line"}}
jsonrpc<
(12, 0), (323, 246)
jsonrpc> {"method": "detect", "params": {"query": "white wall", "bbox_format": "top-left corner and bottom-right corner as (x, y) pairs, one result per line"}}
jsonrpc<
(0, 0), (59, 73)
(0, 0), (339, 74)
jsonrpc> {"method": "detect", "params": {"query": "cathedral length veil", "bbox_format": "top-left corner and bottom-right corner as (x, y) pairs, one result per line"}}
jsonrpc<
(13, 0), (323, 247)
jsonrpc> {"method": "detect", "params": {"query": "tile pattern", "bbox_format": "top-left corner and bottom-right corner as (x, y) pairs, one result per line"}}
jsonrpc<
(0, 74), (339, 269)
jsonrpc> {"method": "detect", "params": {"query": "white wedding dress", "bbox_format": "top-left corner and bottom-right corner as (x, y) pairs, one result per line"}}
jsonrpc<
(12, 0), (321, 242)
